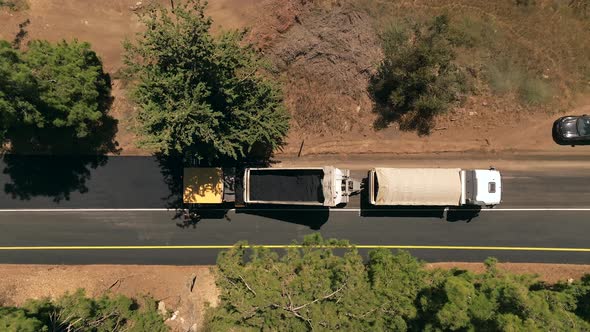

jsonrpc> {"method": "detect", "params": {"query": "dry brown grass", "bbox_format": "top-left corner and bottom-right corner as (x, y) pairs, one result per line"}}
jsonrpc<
(353, 0), (590, 108)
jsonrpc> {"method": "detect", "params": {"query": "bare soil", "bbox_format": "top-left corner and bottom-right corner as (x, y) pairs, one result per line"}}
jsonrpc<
(0, 263), (588, 331)
(264, 2), (381, 136)
(280, 97), (590, 156)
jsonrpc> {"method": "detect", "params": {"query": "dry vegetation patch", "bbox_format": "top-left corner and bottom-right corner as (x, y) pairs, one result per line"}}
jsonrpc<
(0, 265), (218, 331)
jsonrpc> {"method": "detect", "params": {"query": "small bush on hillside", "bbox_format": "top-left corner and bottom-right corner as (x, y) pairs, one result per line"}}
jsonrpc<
(207, 234), (590, 331)
(519, 77), (553, 105)
(0, 307), (44, 331)
(486, 57), (553, 105)
(0, 0), (28, 11)
(0, 290), (167, 332)
(369, 15), (468, 135)
(487, 58), (524, 94)
(569, 0), (590, 18)
(449, 15), (500, 49)
(515, 0), (536, 7)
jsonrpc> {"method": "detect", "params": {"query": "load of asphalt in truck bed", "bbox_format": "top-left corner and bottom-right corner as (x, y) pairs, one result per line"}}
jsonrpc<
(248, 169), (324, 203)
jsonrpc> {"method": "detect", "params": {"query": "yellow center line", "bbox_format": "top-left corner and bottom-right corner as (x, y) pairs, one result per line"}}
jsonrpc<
(0, 245), (589, 252)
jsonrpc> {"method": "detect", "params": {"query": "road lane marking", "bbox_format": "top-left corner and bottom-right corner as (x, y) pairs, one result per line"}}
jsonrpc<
(0, 245), (590, 252)
(1, 208), (590, 212)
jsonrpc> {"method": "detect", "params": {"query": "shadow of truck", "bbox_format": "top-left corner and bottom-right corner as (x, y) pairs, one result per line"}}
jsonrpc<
(236, 205), (329, 230)
(359, 177), (482, 222)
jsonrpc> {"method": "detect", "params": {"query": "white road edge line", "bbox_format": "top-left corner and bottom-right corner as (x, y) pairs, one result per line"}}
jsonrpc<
(0, 208), (589, 212)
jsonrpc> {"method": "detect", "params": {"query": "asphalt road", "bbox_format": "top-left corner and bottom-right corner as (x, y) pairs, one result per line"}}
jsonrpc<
(0, 210), (589, 264)
(0, 155), (589, 265)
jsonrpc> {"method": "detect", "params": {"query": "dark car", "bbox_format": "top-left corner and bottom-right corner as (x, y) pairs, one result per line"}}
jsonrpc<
(553, 115), (590, 146)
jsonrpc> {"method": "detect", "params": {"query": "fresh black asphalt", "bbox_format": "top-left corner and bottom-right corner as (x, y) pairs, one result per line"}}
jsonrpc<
(0, 155), (588, 208)
(0, 155), (589, 265)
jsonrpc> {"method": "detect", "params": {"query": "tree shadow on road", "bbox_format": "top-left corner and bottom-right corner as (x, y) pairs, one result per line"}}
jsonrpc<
(155, 153), (185, 212)
(2, 115), (120, 203)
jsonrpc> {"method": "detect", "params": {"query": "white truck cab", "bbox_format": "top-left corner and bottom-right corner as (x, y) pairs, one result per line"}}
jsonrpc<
(461, 169), (502, 207)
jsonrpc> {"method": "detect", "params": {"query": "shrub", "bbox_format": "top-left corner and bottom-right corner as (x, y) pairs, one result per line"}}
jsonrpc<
(518, 77), (552, 105)
(0, 290), (168, 331)
(369, 15), (468, 135)
(487, 58), (524, 94)
(486, 57), (553, 105)
(515, 0), (536, 7)
(0, 307), (44, 332)
(0, 0), (28, 11)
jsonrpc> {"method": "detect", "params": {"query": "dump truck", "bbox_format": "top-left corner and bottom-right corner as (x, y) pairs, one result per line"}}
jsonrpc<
(244, 166), (360, 207)
(368, 167), (502, 207)
(183, 166), (360, 207)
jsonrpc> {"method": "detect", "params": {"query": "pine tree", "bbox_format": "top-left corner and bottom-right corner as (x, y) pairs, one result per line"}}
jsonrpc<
(124, 0), (289, 163)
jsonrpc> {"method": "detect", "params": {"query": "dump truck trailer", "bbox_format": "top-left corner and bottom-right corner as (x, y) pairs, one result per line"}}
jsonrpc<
(244, 166), (360, 207)
(368, 167), (502, 207)
(183, 166), (360, 207)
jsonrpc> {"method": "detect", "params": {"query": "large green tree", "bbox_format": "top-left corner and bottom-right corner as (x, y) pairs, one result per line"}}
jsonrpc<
(0, 38), (117, 203)
(124, 0), (289, 163)
(22, 40), (112, 138)
(0, 38), (114, 152)
(0, 40), (36, 142)
(208, 235), (431, 331)
(415, 258), (590, 331)
(0, 307), (44, 332)
(208, 236), (590, 331)
(209, 235), (377, 330)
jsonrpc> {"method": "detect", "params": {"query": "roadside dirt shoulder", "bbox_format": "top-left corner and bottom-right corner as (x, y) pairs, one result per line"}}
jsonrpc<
(276, 151), (590, 171)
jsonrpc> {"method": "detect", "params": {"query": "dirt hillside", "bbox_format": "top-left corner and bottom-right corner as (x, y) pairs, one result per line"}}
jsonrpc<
(262, 0), (590, 156)
(1, 0), (589, 156)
